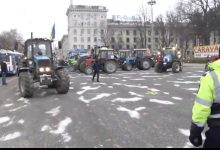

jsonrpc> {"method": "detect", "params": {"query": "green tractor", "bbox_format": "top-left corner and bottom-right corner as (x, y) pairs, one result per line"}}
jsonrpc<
(18, 38), (70, 98)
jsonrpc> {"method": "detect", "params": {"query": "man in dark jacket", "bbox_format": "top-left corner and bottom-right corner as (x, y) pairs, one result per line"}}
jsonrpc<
(1, 61), (8, 85)
(92, 57), (101, 82)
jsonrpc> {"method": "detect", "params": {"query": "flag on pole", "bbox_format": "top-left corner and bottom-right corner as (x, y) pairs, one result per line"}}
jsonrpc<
(50, 23), (55, 40)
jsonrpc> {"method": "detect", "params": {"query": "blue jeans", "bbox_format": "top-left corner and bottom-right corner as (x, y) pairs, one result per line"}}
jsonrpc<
(2, 72), (7, 85)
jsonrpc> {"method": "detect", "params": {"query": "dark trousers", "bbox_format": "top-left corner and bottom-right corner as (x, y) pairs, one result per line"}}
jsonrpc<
(203, 127), (220, 148)
(2, 72), (7, 85)
(92, 71), (100, 82)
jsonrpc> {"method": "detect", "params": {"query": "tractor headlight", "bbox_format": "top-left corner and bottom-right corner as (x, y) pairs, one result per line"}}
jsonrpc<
(45, 67), (51, 72)
(39, 67), (44, 72)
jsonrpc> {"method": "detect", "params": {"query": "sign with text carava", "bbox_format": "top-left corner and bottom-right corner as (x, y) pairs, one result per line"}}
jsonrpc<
(194, 45), (220, 58)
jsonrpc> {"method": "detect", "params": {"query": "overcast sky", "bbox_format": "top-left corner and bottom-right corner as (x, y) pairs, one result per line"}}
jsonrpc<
(0, 0), (179, 41)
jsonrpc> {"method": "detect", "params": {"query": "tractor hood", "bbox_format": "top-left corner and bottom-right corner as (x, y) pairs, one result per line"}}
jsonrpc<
(34, 55), (50, 63)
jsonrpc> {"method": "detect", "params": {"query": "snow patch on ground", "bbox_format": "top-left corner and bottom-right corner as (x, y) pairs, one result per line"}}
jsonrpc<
(117, 106), (146, 119)
(129, 92), (144, 97)
(3, 104), (14, 108)
(154, 84), (161, 86)
(148, 88), (160, 92)
(130, 79), (145, 81)
(79, 93), (111, 104)
(80, 83), (88, 85)
(77, 86), (101, 95)
(17, 97), (30, 104)
(163, 92), (170, 95)
(113, 83), (148, 89)
(69, 87), (74, 90)
(46, 106), (61, 117)
(185, 88), (198, 91)
(174, 84), (180, 87)
(108, 86), (113, 89)
(9, 105), (28, 112)
(142, 76), (162, 78)
(0, 117), (10, 124)
(150, 99), (174, 105)
(172, 97), (183, 101)
(41, 117), (72, 143)
(18, 119), (25, 124)
(0, 132), (21, 141)
(167, 81), (199, 84)
(112, 97), (143, 103)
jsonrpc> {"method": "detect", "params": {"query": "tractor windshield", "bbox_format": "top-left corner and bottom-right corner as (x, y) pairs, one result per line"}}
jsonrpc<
(99, 50), (114, 59)
(27, 41), (51, 59)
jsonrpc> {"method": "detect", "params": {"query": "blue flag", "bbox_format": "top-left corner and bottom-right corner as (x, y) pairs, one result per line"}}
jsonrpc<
(50, 23), (55, 40)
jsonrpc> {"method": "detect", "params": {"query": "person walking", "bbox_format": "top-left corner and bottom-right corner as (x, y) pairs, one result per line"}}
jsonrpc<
(0, 61), (8, 85)
(92, 57), (101, 82)
(189, 59), (220, 148)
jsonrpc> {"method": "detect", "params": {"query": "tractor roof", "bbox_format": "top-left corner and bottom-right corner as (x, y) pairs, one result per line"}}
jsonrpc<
(99, 47), (114, 51)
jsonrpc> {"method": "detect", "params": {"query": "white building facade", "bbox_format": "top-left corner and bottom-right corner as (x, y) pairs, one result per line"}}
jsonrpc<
(66, 4), (108, 50)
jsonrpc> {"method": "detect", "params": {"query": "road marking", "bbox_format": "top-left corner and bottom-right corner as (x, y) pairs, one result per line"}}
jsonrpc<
(150, 99), (174, 105)
(117, 106), (146, 119)
(79, 93), (111, 104)
(77, 86), (101, 95)
(112, 97), (142, 103)
(0, 117), (10, 124)
(172, 97), (183, 101)
(0, 132), (21, 141)
(129, 92), (144, 97)
(46, 106), (61, 117)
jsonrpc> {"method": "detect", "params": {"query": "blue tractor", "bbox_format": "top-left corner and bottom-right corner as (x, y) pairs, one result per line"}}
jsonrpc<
(118, 49), (153, 71)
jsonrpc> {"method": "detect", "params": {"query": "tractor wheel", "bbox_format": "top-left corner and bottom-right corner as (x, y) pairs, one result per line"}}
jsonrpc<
(55, 69), (70, 94)
(140, 59), (151, 70)
(155, 62), (163, 73)
(85, 66), (93, 75)
(19, 72), (34, 98)
(79, 61), (86, 73)
(172, 62), (181, 73)
(123, 64), (132, 71)
(104, 61), (117, 74)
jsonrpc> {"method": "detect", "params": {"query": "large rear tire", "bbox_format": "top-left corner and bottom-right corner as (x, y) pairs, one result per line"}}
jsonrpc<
(55, 69), (70, 94)
(19, 72), (34, 98)
(123, 64), (132, 71)
(79, 61), (86, 73)
(85, 66), (93, 75)
(172, 62), (181, 73)
(140, 59), (151, 70)
(155, 62), (163, 73)
(104, 61), (117, 74)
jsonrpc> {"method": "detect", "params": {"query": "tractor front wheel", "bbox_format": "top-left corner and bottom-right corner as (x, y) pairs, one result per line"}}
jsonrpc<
(55, 69), (70, 94)
(18, 72), (34, 98)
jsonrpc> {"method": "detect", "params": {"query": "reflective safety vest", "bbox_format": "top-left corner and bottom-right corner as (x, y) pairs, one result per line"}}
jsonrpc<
(192, 59), (220, 127)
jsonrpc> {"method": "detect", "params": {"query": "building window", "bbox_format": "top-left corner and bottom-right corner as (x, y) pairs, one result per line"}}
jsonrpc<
(94, 37), (97, 42)
(155, 38), (159, 42)
(81, 45), (84, 49)
(134, 45), (137, 49)
(148, 38), (151, 43)
(87, 37), (91, 42)
(127, 45), (130, 49)
(126, 38), (130, 43)
(94, 29), (98, 35)
(134, 38), (137, 43)
(101, 37), (105, 43)
(148, 31), (151, 36)
(133, 30), (137, 36)
(101, 29), (104, 35)
(119, 37), (123, 42)
(119, 45), (122, 49)
(126, 30), (130, 36)
(81, 37), (84, 43)
(81, 29), (84, 35)
(87, 29), (91, 34)
(74, 37), (77, 42)
(111, 37), (115, 43)
(73, 45), (77, 49)
(148, 45), (151, 49)
(119, 31), (123, 35)
(155, 30), (159, 35)
(88, 45), (91, 49)
(74, 29), (77, 35)
(112, 45), (115, 49)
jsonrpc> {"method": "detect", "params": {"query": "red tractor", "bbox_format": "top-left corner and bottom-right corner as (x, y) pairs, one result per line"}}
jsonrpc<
(80, 47), (118, 75)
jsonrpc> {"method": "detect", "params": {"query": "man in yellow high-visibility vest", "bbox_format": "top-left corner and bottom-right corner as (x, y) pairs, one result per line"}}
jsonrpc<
(189, 58), (220, 148)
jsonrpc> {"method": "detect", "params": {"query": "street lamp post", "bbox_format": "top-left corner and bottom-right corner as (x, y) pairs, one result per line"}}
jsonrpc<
(148, 0), (156, 52)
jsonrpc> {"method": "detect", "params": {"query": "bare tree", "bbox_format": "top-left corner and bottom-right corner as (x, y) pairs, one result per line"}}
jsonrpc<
(0, 29), (24, 51)
(134, 3), (151, 48)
